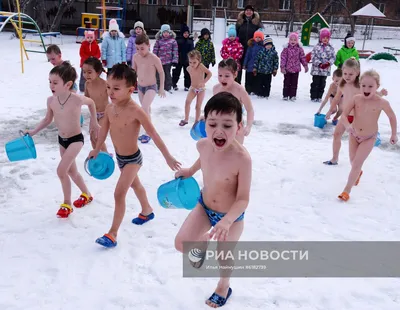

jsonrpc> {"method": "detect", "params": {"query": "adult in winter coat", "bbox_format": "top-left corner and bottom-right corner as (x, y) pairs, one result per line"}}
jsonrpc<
(242, 30), (264, 94)
(334, 32), (359, 68)
(235, 4), (264, 84)
(101, 19), (127, 71)
(172, 24), (194, 91)
(126, 21), (146, 66)
(220, 25), (244, 71)
(280, 32), (308, 101)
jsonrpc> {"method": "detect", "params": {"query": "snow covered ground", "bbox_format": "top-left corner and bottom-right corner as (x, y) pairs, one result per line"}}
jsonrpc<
(1, 32), (400, 309)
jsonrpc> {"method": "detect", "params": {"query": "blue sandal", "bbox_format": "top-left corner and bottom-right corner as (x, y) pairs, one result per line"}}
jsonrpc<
(132, 212), (155, 225)
(140, 135), (151, 144)
(95, 234), (117, 248)
(206, 287), (232, 307)
(323, 160), (338, 165)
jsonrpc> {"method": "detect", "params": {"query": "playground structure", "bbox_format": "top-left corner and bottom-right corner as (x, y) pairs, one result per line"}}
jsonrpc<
(301, 13), (329, 46)
(76, 0), (126, 43)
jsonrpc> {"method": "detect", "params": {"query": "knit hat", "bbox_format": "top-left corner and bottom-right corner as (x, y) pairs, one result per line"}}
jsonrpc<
(319, 28), (331, 40)
(161, 24), (170, 33)
(264, 35), (273, 46)
(344, 32), (355, 46)
(227, 25), (236, 37)
(289, 32), (299, 42)
(134, 21), (144, 30)
(200, 28), (211, 38)
(253, 31), (264, 40)
(109, 19), (119, 32)
(244, 5), (254, 12)
(181, 24), (190, 34)
(84, 30), (95, 39)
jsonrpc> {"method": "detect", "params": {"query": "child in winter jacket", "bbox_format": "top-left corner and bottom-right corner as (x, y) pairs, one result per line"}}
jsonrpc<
(153, 24), (179, 93)
(220, 25), (244, 71)
(334, 32), (359, 68)
(79, 30), (101, 92)
(310, 28), (335, 102)
(242, 30), (264, 94)
(126, 21), (145, 67)
(172, 24), (194, 91)
(101, 19), (127, 71)
(280, 32), (308, 101)
(194, 28), (216, 69)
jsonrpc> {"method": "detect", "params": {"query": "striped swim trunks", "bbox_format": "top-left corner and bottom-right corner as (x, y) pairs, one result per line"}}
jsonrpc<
(116, 149), (143, 169)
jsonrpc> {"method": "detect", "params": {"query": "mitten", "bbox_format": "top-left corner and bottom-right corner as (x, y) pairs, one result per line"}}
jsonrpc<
(127, 60), (132, 67)
(102, 60), (107, 67)
(272, 70), (277, 77)
(252, 69), (257, 76)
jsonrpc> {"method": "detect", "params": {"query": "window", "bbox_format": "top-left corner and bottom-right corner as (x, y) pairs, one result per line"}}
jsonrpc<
(306, 0), (312, 12)
(378, 3), (385, 14)
(168, 0), (183, 5)
(213, 0), (225, 7)
(147, 0), (158, 4)
(279, 0), (290, 10)
(237, 0), (244, 9)
(264, 0), (268, 9)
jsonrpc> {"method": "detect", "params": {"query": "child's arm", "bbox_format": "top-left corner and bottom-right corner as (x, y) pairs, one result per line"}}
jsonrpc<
(175, 158), (201, 179)
(201, 64), (212, 85)
(325, 88), (343, 119)
(132, 54), (138, 72)
(381, 100), (398, 144)
(273, 52), (279, 76)
(210, 42), (216, 67)
(236, 42), (244, 61)
(79, 44), (86, 59)
(94, 42), (101, 59)
(334, 50), (342, 67)
(280, 47), (287, 74)
(101, 39), (108, 67)
(220, 43), (228, 59)
(299, 47), (308, 72)
(82, 97), (100, 137)
(242, 89), (254, 135)
(153, 40), (160, 56)
(84, 83), (89, 97)
(154, 56), (165, 97)
(243, 48), (250, 70)
(136, 107), (181, 170)
(317, 83), (334, 114)
(126, 38), (134, 65)
(89, 107), (110, 157)
(26, 98), (54, 136)
(209, 155), (252, 241)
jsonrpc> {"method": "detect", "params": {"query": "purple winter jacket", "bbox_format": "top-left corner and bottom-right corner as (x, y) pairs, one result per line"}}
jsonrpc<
(280, 43), (308, 73)
(126, 29), (137, 63)
(153, 30), (179, 65)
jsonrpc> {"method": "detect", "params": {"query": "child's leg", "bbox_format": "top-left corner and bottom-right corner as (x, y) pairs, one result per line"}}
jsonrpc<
(79, 69), (86, 92)
(130, 174), (153, 216)
(182, 90), (197, 124)
(244, 72), (252, 94)
(317, 76), (327, 100)
(265, 73), (272, 97)
(324, 121), (346, 164)
(108, 164), (141, 239)
(283, 73), (290, 98)
(206, 221), (244, 308)
(194, 91), (206, 122)
(57, 142), (84, 205)
(310, 75), (319, 100)
(164, 64), (173, 91)
(67, 158), (91, 196)
(290, 72), (299, 98)
(172, 63), (181, 88)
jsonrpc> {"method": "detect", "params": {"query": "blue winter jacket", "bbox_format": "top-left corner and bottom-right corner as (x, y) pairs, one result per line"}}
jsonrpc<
(101, 31), (127, 68)
(243, 38), (264, 73)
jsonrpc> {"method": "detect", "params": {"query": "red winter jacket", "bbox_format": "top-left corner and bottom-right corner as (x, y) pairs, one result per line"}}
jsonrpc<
(79, 40), (101, 67)
(220, 37), (244, 70)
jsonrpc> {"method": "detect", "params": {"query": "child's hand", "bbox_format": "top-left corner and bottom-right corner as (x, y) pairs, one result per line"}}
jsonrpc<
(209, 219), (232, 242)
(165, 155), (181, 171)
(272, 70), (277, 77)
(381, 88), (388, 96)
(244, 126), (251, 136)
(25, 130), (35, 136)
(281, 68), (286, 74)
(252, 69), (257, 76)
(88, 149), (99, 159)
(304, 66), (309, 73)
(390, 135), (398, 145)
(102, 60), (107, 67)
(175, 168), (192, 179)
(158, 89), (166, 98)
(89, 122), (101, 139)
(325, 112), (331, 120)
(243, 66), (247, 70)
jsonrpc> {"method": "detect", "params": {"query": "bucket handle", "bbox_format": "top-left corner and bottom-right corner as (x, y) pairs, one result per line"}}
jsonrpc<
(18, 130), (35, 157)
(84, 158), (92, 176)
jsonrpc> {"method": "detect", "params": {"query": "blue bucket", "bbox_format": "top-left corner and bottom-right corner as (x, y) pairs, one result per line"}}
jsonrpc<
(190, 120), (207, 141)
(157, 177), (201, 210)
(80, 114), (84, 127)
(5, 130), (37, 162)
(314, 113), (327, 129)
(84, 152), (115, 180)
(374, 132), (381, 147)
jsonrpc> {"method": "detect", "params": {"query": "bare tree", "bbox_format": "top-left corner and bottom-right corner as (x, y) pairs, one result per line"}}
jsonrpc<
(49, 0), (76, 32)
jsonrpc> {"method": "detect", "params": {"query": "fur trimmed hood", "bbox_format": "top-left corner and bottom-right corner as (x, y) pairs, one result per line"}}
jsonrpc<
(247, 38), (264, 47)
(102, 31), (125, 39)
(237, 11), (261, 26)
(129, 28), (146, 36)
(155, 30), (177, 40)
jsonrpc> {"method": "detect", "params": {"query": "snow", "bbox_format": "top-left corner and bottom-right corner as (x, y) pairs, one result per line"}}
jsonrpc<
(1, 32), (400, 309)
(352, 3), (386, 18)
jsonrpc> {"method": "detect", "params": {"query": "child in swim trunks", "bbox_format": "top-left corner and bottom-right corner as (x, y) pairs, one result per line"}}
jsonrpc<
(338, 70), (397, 201)
(179, 50), (212, 126)
(133, 34), (166, 144)
(26, 62), (100, 218)
(88, 64), (181, 248)
(175, 92), (252, 308)
(83, 57), (110, 154)
(316, 68), (342, 123)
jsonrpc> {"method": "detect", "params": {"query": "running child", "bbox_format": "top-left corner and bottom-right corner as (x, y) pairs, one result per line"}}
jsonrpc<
(83, 57), (110, 154)
(88, 64), (181, 248)
(175, 92), (252, 308)
(338, 70), (397, 201)
(26, 62), (100, 218)
(316, 68), (342, 122)
(179, 50), (212, 127)
(133, 34), (166, 144)
(213, 58), (254, 145)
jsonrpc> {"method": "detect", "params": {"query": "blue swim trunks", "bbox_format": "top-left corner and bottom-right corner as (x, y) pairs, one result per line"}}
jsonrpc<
(198, 192), (244, 227)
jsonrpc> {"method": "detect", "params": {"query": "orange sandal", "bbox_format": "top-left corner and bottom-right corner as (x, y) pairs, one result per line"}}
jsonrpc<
(355, 170), (363, 186)
(338, 192), (350, 202)
(57, 203), (73, 218)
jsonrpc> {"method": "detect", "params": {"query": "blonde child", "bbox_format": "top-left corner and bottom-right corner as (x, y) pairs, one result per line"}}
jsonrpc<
(220, 25), (244, 73)
(26, 62), (100, 217)
(179, 50), (212, 126)
(213, 59), (254, 145)
(83, 57), (110, 154)
(175, 92), (252, 308)
(133, 34), (166, 144)
(101, 19), (127, 71)
(338, 70), (397, 201)
(79, 30), (101, 92)
(88, 64), (180, 247)
(316, 68), (342, 123)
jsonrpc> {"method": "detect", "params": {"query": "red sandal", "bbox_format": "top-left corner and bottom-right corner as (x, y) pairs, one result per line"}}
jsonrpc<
(73, 193), (93, 208)
(57, 203), (73, 218)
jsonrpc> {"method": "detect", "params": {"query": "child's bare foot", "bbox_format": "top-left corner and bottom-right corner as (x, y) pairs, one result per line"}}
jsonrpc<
(206, 281), (232, 308)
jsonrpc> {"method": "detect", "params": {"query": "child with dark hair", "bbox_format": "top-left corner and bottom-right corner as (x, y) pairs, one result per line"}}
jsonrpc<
(195, 28), (216, 69)
(26, 61), (100, 218)
(175, 91), (252, 308)
(172, 24), (194, 91)
(88, 64), (181, 248)
(316, 68), (342, 118)
(83, 57), (110, 154)
(79, 31), (101, 92)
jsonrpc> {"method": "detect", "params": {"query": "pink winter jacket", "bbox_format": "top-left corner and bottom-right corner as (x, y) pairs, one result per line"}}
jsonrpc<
(280, 43), (308, 73)
(220, 37), (244, 69)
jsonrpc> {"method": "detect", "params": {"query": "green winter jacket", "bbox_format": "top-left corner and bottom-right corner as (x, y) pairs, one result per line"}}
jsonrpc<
(195, 38), (216, 68)
(335, 46), (359, 68)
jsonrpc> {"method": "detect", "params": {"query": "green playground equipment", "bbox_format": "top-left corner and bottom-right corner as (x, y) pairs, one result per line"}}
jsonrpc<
(368, 52), (398, 62)
(301, 13), (329, 46)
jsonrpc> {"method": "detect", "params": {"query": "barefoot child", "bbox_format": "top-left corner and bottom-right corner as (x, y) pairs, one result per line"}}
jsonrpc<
(83, 57), (110, 154)
(338, 70), (397, 201)
(316, 68), (342, 122)
(88, 64), (181, 248)
(133, 34), (166, 144)
(175, 92), (252, 308)
(213, 58), (254, 145)
(26, 62), (100, 218)
(179, 50), (212, 126)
